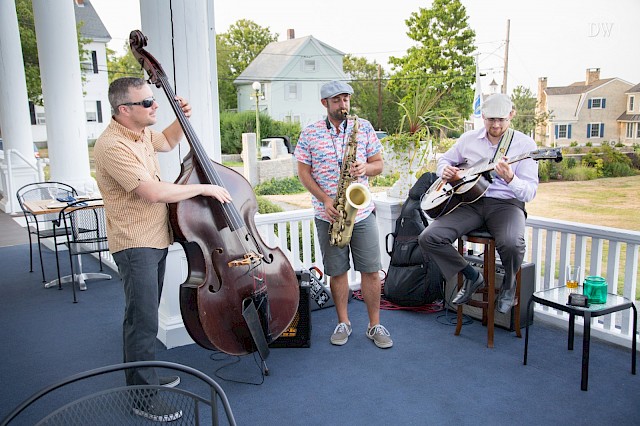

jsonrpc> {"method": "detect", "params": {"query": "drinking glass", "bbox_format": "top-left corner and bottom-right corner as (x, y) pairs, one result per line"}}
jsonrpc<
(47, 186), (60, 201)
(566, 265), (581, 293)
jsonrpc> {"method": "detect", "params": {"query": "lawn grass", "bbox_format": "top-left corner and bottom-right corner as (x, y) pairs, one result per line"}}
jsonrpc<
(527, 175), (640, 231)
(525, 175), (640, 298)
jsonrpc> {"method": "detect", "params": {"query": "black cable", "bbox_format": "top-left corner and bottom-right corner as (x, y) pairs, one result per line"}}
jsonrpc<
(208, 350), (265, 386)
(436, 278), (474, 326)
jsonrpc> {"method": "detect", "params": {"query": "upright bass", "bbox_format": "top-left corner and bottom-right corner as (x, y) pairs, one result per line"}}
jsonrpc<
(129, 30), (299, 356)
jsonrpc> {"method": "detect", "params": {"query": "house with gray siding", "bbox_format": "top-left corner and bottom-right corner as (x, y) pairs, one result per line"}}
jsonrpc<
(234, 29), (348, 128)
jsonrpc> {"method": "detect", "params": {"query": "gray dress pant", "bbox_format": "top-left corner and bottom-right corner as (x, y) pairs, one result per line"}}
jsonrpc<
(113, 247), (168, 386)
(418, 197), (526, 292)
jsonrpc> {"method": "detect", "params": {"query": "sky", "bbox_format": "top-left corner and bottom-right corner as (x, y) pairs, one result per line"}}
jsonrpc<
(90, 0), (640, 95)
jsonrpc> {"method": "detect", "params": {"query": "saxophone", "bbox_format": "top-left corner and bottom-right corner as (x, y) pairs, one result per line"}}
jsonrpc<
(329, 114), (372, 248)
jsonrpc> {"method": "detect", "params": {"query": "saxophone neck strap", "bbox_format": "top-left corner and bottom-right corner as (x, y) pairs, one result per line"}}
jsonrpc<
(325, 117), (348, 134)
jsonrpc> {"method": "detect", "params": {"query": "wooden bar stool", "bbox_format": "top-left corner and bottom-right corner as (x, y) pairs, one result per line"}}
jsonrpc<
(455, 229), (522, 348)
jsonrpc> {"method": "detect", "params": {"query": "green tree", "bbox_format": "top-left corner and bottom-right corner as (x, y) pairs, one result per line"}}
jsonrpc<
(510, 85), (549, 137)
(17, 0), (91, 104)
(388, 0), (476, 119)
(106, 42), (144, 83)
(216, 20), (278, 111)
(343, 55), (401, 133)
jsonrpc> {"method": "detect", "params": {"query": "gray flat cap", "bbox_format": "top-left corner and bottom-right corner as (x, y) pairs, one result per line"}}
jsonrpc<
(320, 81), (354, 99)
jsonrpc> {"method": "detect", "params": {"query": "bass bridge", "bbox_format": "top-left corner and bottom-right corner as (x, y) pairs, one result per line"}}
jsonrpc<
(228, 252), (264, 268)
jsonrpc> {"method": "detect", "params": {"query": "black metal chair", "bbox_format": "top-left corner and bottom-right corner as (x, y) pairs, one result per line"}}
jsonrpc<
(56, 199), (110, 303)
(16, 182), (77, 283)
(0, 360), (237, 425)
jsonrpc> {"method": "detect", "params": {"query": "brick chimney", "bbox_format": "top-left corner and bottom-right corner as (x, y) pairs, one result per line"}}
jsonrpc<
(535, 77), (548, 145)
(538, 77), (547, 98)
(586, 68), (600, 85)
(537, 77), (548, 112)
(287, 29), (295, 40)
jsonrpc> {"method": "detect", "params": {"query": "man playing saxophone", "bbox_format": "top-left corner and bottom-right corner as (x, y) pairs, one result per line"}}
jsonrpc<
(295, 81), (392, 349)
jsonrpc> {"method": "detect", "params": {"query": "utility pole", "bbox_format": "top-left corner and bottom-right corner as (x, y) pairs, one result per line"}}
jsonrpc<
(502, 19), (510, 94)
(377, 64), (382, 130)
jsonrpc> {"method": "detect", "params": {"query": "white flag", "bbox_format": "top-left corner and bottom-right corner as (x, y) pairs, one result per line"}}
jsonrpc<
(473, 55), (483, 130)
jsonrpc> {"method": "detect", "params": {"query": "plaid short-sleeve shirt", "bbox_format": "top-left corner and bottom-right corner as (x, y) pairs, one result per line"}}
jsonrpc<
(93, 118), (173, 254)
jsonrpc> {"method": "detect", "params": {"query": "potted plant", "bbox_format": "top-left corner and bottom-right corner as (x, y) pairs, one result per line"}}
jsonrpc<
(383, 87), (458, 199)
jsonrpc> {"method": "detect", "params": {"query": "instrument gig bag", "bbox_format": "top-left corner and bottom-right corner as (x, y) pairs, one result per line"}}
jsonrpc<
(384, 173), (445, 306)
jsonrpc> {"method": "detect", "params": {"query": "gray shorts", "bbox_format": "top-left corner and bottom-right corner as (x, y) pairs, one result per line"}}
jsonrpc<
(315, 213), (382, 276)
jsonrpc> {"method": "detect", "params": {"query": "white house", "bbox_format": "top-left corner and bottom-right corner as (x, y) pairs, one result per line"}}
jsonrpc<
(234, 29), (348, 127)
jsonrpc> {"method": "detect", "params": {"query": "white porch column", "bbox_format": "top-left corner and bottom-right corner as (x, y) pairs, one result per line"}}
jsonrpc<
(32, 0), (91, 189)
(0, 0), (40, 213)
(139, 0), (221, 348)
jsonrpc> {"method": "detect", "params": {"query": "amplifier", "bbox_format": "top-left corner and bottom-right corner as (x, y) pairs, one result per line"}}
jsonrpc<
(444, 255), (535, 331)
(269, 273), (311, 348)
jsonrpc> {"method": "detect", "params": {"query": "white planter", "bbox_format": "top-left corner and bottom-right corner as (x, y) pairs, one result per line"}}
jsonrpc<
(387, 171), (417, 200)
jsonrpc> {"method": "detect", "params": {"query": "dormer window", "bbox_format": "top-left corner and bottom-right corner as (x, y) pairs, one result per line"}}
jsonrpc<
(629, 96), (635, 112)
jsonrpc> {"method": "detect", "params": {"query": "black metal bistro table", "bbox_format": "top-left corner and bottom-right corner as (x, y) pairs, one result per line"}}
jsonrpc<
(524, 285), (637, 391)
(23, 198), (111, 291)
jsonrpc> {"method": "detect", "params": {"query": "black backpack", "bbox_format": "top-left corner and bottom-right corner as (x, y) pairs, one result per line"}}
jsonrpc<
(383, 173), (445, 306)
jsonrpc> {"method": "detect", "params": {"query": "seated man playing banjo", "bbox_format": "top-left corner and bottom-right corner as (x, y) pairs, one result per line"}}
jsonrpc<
(418, 93), (539, 314)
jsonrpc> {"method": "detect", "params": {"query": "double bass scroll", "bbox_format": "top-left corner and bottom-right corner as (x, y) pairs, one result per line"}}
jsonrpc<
(129, 30), (299, 356)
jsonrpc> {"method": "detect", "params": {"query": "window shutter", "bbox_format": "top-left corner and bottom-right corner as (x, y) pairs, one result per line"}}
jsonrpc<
(91, 51), (98, 74)
(601, 98), (606, 108)
(588, 99), (592, 109)
(600, 123), (604, 137)
(29, 101), (36, 125)
(97, 101), (103, 123)
(567, 125), (572, 139)
(554, 125), (559, 139)
(587, 124), (591, 138)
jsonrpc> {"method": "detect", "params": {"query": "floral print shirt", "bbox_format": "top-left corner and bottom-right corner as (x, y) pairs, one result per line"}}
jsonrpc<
(295, 116), (381, 222)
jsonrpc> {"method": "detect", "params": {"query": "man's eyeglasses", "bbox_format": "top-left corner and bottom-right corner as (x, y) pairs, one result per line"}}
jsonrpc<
(485, 117), (510, 124)
(119, 97), (156, 108)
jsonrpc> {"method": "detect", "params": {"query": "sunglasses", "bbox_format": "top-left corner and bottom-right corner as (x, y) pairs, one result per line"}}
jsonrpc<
(120, 97), (156, 108)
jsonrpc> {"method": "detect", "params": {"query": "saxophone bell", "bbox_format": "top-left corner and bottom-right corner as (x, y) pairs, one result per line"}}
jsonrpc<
(331, 183), (371, 249)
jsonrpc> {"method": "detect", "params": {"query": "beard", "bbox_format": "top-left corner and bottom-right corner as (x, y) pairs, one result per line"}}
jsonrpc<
(329, 108), (348, 122)
(487, 126), (506, 139)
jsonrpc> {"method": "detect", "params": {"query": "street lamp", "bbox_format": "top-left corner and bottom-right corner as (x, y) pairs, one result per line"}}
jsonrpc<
(252, 81), (262, 160)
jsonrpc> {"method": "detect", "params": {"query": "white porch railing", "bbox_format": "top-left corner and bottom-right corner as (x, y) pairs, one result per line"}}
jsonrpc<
(1, 149), (47, 214)
(254, 210), (639, 349)
(254, 208), (360, 285)
(96, 205), (639, 350)
(523, 216), (639, 348)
